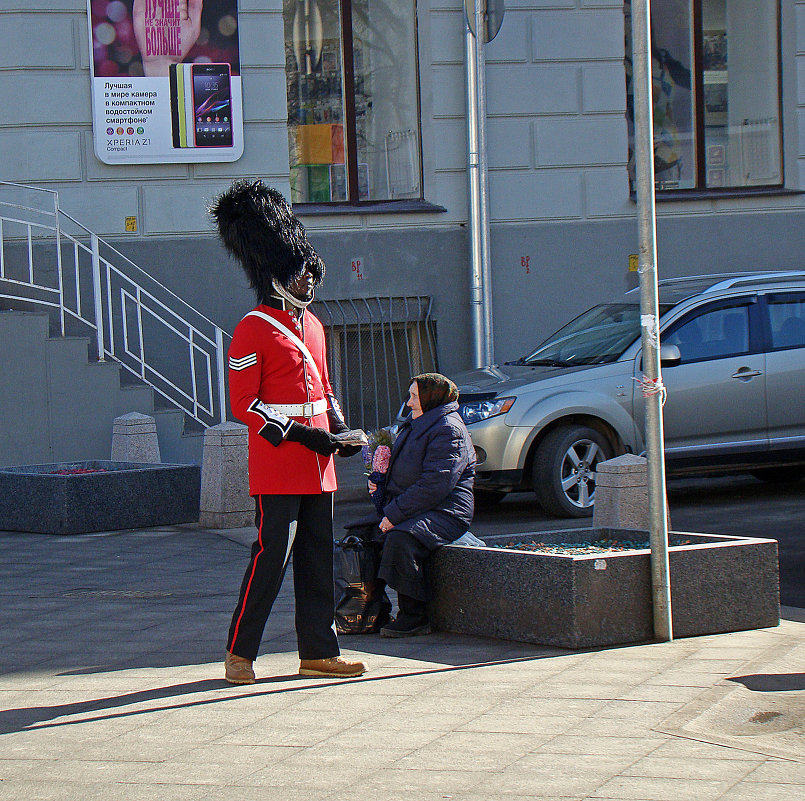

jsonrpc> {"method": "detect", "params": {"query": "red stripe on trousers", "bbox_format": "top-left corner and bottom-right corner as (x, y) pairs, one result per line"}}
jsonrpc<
(228, 495), (265, 653)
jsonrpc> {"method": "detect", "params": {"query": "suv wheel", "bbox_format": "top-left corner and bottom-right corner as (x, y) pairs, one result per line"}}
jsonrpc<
(532, 425), (613, 518)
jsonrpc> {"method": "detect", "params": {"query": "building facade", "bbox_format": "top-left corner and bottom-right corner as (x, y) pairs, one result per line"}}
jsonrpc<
(3, 0), (804, 387)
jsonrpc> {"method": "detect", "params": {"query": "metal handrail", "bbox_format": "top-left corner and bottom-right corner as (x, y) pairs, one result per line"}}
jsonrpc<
(0, 181), (230, 426)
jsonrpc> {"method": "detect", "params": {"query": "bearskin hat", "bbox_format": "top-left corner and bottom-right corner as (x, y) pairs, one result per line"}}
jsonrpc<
(209, 179), (325, 302)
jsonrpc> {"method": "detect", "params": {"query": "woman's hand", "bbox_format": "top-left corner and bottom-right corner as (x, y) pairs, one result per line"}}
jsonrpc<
(378, 517), (393, 533)
(368, 480), (377, 494)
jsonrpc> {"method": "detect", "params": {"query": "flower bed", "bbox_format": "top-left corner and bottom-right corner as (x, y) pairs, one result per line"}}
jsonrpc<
(0, 460), (200, 535)
(427, 527), (780, 648)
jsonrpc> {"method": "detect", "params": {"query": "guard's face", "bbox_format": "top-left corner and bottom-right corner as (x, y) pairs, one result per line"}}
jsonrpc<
(287, 264), (316, 301)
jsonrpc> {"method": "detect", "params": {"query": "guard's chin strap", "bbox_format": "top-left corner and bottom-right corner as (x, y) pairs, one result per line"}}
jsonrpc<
(271, 279), (314, 310)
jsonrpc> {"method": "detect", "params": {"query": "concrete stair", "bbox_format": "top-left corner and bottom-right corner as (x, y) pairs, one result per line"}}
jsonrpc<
(0, 310), (203, 467)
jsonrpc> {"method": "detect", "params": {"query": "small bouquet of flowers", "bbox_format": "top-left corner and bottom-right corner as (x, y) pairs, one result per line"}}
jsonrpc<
(362, 428), (394, 515)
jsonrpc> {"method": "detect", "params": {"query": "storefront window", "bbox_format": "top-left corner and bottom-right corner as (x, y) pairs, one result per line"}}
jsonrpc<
(283, 0), (422, 204)
(625, 0), (782, 192)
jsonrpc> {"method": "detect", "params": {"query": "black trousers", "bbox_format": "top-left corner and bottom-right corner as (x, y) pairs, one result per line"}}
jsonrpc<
(378, 530), (433, 602)
(227, 493), (339, 661)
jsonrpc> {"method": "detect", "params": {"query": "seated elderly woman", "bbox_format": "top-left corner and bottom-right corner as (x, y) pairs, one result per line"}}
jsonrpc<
(369, 373), (476, 638)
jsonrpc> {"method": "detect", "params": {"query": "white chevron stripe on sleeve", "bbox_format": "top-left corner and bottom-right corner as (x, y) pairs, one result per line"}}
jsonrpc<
(229, 353), (258, 371)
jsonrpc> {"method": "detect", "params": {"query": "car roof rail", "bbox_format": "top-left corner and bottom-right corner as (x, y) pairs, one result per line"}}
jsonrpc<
(656, 272), (747, 286)
(700, 270), (805, 293)
(626, 272), (747, 297)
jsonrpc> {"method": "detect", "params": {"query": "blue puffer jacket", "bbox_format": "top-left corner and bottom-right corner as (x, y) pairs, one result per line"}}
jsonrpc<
(382, 401), (476, 547)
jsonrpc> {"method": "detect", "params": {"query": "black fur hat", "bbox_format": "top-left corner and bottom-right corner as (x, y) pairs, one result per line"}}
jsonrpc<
(209, 179), (324, 302)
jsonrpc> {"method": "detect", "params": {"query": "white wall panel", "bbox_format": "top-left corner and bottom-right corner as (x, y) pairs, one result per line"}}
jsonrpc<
(0, 2), (84, 10)
(799, 56), (805, 104)
(58, 184), (140, 236)
(0, 73), (90, 124)
(142, 183), (232, 235)
(433, 119), (466, 170)
(238, 12), (286, 67)
(429, 171), (469, 222)
(535, 117), (626, 166)
(796, 3), (805, 54)
(581, 63), (627, 113)
(0, 13), (75, 69)
(0, 131), (82, 182)
(488, 118), (532, 169)
(238, 0), (282, 11)
(432, 64), (467, 117)
(240, 69), (289, 122)
(490, 169), (583, 220)
(430, 11), (464, 64)
(504, 0), (574, 7)
(531, 9), (623, 61)
(584, 166), (632, 218)
(486, 11), (530, 63)
(798, 108), (805, 156)
(487, 64), (578, 115)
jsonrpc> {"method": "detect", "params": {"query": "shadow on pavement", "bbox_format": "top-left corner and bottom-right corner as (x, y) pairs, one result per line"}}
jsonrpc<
(0, 652), (570, 736)
(729, 672), (805, 692)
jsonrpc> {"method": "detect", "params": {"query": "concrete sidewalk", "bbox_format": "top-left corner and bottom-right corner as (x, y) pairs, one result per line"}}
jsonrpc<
(0, 521), (803, 801)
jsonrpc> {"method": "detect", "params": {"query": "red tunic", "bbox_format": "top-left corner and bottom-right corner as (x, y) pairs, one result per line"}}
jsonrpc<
(228, 304), (337, 495)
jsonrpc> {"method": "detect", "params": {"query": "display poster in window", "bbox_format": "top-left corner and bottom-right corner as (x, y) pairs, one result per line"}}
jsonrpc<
(86, 0), (244, 164)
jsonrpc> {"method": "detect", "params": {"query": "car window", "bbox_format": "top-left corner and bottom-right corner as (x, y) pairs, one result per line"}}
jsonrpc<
(663, 304), (751, 363)
(768, 297), (805, 350)
(521, 303), (671, 366)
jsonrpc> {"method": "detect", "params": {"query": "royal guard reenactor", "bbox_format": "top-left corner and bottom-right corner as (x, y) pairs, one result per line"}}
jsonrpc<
(209, 180), (368, 683)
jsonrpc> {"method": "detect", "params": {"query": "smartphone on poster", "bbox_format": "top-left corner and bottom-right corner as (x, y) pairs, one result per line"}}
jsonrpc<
(169, 63), (187, 148)
(191, 63), (233, 148)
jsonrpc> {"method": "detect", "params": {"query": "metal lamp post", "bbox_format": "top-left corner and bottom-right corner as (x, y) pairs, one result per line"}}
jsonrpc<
(630, 0), (673, 641)
(465, 0), (503, 368)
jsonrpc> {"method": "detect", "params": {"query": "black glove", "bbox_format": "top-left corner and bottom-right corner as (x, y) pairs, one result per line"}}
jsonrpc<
(336, 443), (363, 458)
(285, 422), (341, 455)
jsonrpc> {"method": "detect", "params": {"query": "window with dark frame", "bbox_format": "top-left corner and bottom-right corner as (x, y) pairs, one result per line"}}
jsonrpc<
(282, 0), (423, 205)
(624, 0), (782, 193)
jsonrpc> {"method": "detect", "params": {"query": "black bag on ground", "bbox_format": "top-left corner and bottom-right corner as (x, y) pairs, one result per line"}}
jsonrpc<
(334, 524), (391, 634)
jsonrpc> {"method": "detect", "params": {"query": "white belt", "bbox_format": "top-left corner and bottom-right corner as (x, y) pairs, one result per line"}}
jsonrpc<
(268, 399), (328, 418)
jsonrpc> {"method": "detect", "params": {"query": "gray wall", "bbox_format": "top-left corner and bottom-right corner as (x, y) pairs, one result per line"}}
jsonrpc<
(2, 0), (805, 374)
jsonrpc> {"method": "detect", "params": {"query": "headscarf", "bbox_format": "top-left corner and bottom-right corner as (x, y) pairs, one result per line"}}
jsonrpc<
(412, 373), (459, 413)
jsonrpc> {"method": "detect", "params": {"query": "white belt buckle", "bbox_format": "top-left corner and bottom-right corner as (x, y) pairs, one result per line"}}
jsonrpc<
(303, 401), (314, 418)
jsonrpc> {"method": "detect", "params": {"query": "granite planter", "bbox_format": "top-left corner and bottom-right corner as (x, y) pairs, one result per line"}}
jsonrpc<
(427, 528), (780, 648)
(0, 460), (200, 535)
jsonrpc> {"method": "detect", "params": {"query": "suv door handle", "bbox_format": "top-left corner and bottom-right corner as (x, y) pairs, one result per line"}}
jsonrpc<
(732, 367), (762, 380)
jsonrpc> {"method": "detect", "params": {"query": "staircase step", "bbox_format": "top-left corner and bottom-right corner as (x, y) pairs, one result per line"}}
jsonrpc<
(117, 383), (156, 415)
(0, 309), (205, 467)
(153, 409), (203, 464)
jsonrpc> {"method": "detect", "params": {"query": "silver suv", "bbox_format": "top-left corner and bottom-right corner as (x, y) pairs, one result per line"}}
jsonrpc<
(451, 271), (805, 518)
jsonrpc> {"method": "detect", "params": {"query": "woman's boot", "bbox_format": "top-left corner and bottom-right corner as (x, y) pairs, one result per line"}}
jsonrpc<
(380, 593), (432, 637)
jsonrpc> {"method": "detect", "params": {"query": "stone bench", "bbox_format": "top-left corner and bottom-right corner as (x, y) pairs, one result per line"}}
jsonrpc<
(426, 527), (780, 648)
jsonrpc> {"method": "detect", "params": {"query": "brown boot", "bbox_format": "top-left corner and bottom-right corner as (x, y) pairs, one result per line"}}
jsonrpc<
(225, 651), (255, 685)
(298, 656), (367, 678)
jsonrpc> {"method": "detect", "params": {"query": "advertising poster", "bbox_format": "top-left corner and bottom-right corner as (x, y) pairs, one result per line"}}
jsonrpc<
(87, 0), (244, 164)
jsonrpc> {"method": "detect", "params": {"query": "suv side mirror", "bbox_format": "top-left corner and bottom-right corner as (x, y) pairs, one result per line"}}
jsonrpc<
(660, 343), (682, 367)
(639, 344), (682, 371)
